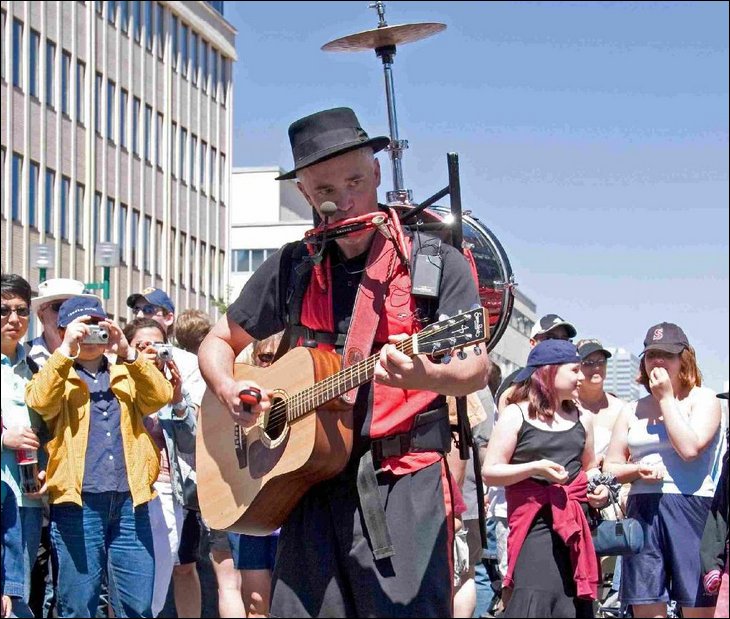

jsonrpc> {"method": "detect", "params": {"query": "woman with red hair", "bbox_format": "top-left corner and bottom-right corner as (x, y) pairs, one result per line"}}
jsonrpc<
(482, 340), (609, 617)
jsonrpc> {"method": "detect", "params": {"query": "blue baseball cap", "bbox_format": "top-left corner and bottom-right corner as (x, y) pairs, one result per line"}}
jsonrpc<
(57, 296), (107, 328)
(126, 287), (175, 314)
(514, 339), (582, 383)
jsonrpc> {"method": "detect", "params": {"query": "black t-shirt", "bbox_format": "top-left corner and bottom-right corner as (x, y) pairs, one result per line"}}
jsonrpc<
(227, 237), (480, 343)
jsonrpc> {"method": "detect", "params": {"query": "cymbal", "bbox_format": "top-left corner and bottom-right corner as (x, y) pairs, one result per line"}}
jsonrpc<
(322, 23), (446, 53)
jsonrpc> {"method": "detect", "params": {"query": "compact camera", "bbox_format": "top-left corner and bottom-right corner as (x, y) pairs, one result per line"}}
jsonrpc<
(83, 325), (110, 344)
(153, 343), (173, 363)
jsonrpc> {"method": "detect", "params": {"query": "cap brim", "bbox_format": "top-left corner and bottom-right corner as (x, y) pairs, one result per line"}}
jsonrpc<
(275, 136), (391, 181)
(126, 293), (146, 309)
(513, 366), (536, 384)
(716, 392), (728, 400)
(58, 310), (107, 328)
(31, 293), (99, 310)
(641, 343), (686, 355)
(579, 343), (612, 360)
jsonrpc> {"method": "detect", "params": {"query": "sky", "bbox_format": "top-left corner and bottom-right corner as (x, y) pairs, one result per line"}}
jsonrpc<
(223, 1), (729, 391)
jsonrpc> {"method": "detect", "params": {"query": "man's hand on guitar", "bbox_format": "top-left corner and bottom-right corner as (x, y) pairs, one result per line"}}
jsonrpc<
(221, 380), (271, 428)
(374, 334), (432, 391)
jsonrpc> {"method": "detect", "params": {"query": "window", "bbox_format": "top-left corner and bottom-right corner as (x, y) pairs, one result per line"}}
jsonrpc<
(156, 221), (163, 275)
(45, 40), (56, 107)
(144, 104), (152, 162)
(171, 121), (177, 177)
(61, 51), (71, 115)
(181, 24), (188, 77)
(60, 177), (70, 241)
(220, 153), (226, 202)
(93, 192), (101, 243)
(143, 215), (152, 272)
(106, 80), (116, 141)
(96, 1), (104, 16)
(190, 236), (196, 290)
(156, 112), (163, 167)
(105, 198), (114, 242)
(219, 249), (225, 299)
(144, 0), (152, 51)
(44, 168), (55, 235)
(12, 19), (23, 89)
(76, 60), (85, 123)
(200, 41), (208, 92)
(120, 89), (128, 148)
(179, 232), (187, 287)
(132, 96), (140, 154)
(1, 10), (6, 82)
(190, 134), (197, 187)
(210, 147), (216, 197)
(171, 15), (178, 69)
(131, 209), (140, 266)
(231, 249), (278, 272)
(180, 128), (187, 181)
(210, 48), (218, 100)
(210, 245), (216, 297)
(120, 0), (129, 33)
(191, 32), (198, 85)
(75, 183), (85, 245)
(30, 30), (40, 97)
(11, 153), (22, 221)
(118, 203), (128, 263)
(29, 161), (39, 228)
(156, 3), (164, 59)
(132, 0), (141, 43)
(200, 241), (207, 293)
(221, 57), (227, 105)
(200, 141), (207, 189)
(107, 0), (117, 25)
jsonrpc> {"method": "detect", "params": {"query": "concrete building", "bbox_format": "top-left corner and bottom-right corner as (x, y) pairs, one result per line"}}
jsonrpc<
(228, 166), (311, 301)
(1, 0), (236, 323)
(605, 346), (642, 402)
(490, 287), (537, 377)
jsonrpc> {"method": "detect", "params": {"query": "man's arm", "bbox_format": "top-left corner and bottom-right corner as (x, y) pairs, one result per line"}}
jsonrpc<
(198, 315), (269, 427)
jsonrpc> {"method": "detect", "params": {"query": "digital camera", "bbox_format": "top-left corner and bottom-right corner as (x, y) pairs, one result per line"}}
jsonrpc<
(153, 343), (173, 363)
(83, 325), (110, 344)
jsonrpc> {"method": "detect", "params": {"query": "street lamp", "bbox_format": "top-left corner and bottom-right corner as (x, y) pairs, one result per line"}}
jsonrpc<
(86, 242), (120, 300)
(30, 243), (55, 283)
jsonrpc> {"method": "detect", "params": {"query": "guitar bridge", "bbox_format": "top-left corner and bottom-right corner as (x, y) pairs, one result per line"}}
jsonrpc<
(234, 425), (248, 469)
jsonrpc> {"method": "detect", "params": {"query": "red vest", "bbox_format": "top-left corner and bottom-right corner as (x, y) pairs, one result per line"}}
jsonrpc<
(298, 236), (443, 475)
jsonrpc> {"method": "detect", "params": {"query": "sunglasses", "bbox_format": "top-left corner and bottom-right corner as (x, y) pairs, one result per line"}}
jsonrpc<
(257, 353), (275, 364)
(49, 301), (64, 313)
(1, 305), (31, 318)
(134, 303), (164, 316)
(581, 358), (607, 369)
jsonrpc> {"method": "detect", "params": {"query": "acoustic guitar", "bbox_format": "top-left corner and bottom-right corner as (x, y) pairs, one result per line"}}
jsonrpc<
(197, 307), (488, 535)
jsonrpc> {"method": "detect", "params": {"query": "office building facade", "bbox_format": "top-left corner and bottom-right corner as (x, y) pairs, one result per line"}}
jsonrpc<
(1, 0), (236, 323)
(604, 346), (641, 402)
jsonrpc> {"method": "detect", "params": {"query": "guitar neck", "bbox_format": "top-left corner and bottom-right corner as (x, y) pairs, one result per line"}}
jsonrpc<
(287, 338), (414, 421)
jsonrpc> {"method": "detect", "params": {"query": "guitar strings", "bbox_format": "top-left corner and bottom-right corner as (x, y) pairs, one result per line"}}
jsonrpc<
(261, 316), (474, 429)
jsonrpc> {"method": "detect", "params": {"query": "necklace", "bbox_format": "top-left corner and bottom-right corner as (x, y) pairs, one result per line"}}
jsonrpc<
(334, 248), (368, 276)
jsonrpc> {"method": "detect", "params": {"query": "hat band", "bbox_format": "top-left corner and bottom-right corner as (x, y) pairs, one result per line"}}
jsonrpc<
(292, 127), (369, 163)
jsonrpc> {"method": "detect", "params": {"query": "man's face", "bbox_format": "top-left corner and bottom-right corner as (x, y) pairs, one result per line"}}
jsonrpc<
(531, 325), (572, 348)
(297, 148), (381, 223)
(1, 295), (30, 346)
(132, 300), (174, 332)
(38, 299), (68, 332)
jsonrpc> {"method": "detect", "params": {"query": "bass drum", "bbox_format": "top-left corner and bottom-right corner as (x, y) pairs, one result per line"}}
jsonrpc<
(404, 206), (515, 352)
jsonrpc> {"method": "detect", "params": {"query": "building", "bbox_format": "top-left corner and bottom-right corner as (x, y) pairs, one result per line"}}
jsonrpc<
(490, 287), (537, 377)
(604, 346), (641, 402)
(228, 166), (311, 301)
(1, 0), (236, 323)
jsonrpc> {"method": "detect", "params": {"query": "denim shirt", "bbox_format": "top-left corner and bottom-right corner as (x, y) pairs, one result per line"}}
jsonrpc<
(153, 388), (197, 505)
(75, 357), (130, 494)
(1, 344), (44, 507)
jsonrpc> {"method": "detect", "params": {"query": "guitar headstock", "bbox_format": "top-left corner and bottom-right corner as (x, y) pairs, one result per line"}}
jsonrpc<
(415, 307), (489, 357)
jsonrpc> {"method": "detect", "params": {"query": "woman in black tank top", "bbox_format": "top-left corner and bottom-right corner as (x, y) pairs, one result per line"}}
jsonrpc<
(483, 340), (610, 618)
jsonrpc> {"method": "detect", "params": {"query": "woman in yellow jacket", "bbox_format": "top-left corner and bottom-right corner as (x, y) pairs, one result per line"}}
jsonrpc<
(25, 296), (172, 618)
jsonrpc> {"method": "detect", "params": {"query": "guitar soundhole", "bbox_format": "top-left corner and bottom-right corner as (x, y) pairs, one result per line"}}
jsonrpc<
(264, 397), (287, 440)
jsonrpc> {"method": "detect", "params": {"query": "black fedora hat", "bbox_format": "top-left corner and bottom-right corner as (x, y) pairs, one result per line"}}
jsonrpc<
(275, 108), (390, 181)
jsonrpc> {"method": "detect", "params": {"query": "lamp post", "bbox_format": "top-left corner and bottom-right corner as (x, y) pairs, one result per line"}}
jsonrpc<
(30, 243), (54, 283)
(86, 242), (120, 300)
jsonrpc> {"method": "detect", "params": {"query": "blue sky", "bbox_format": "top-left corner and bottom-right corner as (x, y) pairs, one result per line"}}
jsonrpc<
(224, 1), (729, 391)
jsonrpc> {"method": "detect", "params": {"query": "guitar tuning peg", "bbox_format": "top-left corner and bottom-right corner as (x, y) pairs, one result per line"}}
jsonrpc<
(441, 354), (452, 365)
(470, 303), (481, 311)
(438, 313), (450, 322)
(473, 345), (482, 356)
(457, 350), (467, 361)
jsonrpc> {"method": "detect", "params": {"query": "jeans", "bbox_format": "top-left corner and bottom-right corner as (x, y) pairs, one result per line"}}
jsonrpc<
(1, 490), (43, 615)
(49, 491), (154, 618)
(474, 517), (500, 618)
